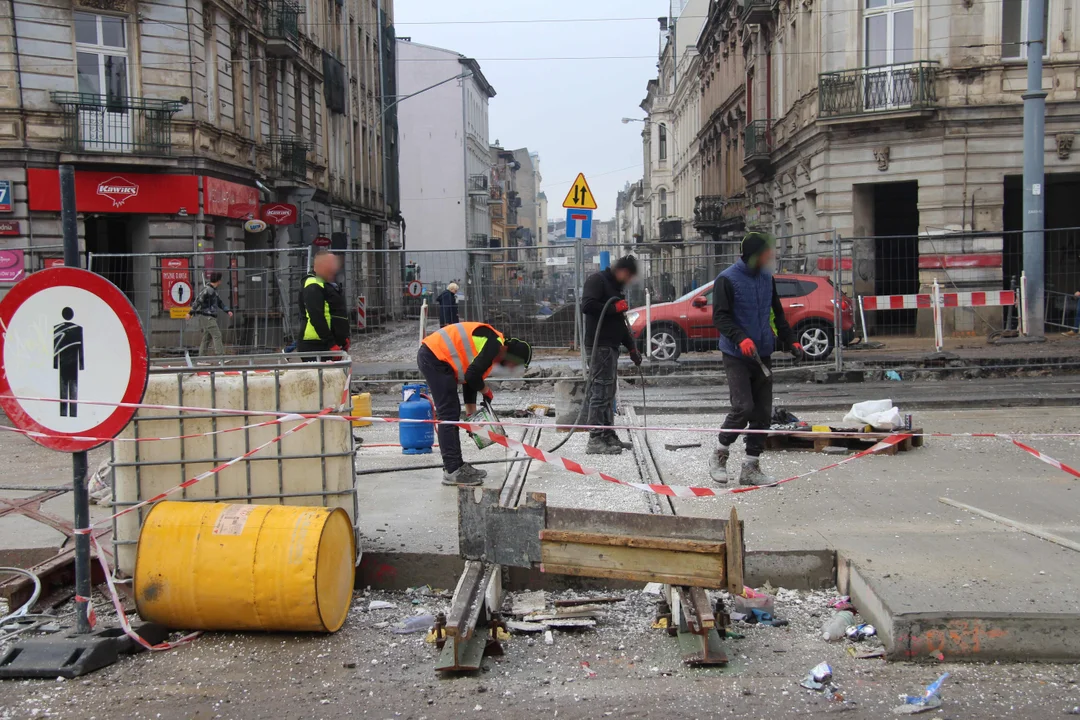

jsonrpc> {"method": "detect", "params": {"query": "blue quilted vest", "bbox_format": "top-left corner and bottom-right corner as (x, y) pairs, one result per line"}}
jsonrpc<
(716, 259), (776, 359)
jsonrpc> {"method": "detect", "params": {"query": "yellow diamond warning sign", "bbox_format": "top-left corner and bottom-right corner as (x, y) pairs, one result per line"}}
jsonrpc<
(562, 173), (597, 210)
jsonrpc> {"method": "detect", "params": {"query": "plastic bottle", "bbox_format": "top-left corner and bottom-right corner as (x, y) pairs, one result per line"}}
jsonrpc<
(821, 610), (855, 641)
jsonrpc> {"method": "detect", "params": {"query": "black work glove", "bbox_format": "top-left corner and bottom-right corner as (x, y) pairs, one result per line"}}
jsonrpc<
(629, 348), (643, 366)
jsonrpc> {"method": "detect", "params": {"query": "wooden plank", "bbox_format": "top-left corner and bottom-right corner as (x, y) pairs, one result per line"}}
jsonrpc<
(545, 506), (728, 541)
(688, 586), (714, 629)
(939, 497), (1080, 553)
(540, 540), (725, 588)
(725, 507), (744, 596)
(540, 563), (721, 588)
(539, 529), (725, 555)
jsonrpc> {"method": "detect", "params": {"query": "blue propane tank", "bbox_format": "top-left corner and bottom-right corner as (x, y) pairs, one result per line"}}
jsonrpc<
(399, 383), (434, 455)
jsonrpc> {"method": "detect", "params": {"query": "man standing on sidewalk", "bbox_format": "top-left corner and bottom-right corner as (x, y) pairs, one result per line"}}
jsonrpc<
(581, 255), (642, 455)
(193, 272), (232, 356)
(298, 250), (350, 360)
(709, 233), (803, 485)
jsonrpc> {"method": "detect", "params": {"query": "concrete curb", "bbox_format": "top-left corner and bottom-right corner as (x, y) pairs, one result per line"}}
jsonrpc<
(839, 555), (1080, 662)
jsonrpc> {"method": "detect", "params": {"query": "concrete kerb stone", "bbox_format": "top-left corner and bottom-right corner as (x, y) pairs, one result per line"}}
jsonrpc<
(839, 555), (1080, 662)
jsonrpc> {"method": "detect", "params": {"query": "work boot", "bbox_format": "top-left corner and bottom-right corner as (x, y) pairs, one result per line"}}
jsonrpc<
(739, 458), (774, 487)
(708, 446), (730, 484)
(604, 432), (633, 450)
(586, 435), (621, 455)
(442, 463), (485, 486)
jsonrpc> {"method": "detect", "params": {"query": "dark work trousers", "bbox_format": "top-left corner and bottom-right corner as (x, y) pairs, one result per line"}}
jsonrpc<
(717, 353), (773, 457)
(417, 345), (464, 473)
(297, 339), (333, 363)
(586, 345), (619, 439)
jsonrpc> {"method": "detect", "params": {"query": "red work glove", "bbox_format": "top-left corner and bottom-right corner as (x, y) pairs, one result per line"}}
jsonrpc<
(330, 344), (342, 352)
(343, 337), (351, 351)
(614, 299), (629, 313)
(791, 342), (804, 362)
(738, 338), (757, 357)
(628, 348), (642, 366)
(482, 387), (494, 402)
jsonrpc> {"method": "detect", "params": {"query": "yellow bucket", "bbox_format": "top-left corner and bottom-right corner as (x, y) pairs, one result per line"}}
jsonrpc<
(352, 393), (372, 427)
(134, 502), (355, 632)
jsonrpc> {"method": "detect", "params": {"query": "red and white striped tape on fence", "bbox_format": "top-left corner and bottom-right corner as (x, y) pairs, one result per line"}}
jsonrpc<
(1009, 438), (1080, 479)
(860, 290), (1015, 311)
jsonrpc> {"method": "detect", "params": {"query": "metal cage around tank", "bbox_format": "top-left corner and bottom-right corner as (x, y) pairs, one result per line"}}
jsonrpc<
(108, 352), (357, 575)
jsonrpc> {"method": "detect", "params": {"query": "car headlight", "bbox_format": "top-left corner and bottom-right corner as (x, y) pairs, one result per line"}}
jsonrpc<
(626, 311), (640, 326)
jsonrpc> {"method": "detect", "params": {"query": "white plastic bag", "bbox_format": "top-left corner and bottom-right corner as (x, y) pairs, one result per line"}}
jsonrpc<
(843, 399), (902, 430)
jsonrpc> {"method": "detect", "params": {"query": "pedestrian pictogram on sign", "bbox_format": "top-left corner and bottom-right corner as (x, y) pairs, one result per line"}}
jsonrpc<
(161, 257), (192, 315)
(0, 267), (149, 452)
(406, 280), (423, 298)
(562, 173), (597, 210)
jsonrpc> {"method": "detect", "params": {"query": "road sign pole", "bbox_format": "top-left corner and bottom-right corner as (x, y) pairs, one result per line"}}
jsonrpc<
(60, 164), (92, 635)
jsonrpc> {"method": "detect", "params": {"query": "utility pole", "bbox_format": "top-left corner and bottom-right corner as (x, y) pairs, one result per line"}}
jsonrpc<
(1022, 0), (1047, 336)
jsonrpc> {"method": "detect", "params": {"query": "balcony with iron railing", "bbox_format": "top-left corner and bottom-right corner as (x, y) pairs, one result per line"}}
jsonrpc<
(818, 60), (939, 120)
(264, 0), (303, 57)
(51, 92), (183, 155)
(738, 0), (772, 24)
(469, 233), (490, 249)
(693, 195), (747, 231)
(488, 186), (504, 205)
(743, 119), (774, 163)
(268, 135), (311, 182)
(468, 174), (488, 196)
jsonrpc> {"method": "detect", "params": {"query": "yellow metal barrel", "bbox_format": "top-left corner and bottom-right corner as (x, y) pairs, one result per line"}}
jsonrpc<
(134, 502), (355, 632)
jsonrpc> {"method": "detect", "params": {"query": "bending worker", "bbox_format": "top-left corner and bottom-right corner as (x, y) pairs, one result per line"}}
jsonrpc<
(418, 322), (532, 486)
(710, 232), (803, 485)
(581, 255), (642, 455)
(299, 250), (350, 359)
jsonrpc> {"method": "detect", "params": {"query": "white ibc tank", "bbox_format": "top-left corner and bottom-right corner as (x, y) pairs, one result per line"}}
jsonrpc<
(112, 365), (354, 575)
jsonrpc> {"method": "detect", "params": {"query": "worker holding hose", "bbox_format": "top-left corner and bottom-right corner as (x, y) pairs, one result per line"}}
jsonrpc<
(418, 322), (532, 486)
(710, 233), (803, 485)
(581, 255), (642, 455)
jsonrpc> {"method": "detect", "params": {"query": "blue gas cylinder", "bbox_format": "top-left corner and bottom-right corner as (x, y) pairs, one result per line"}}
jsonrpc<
(399, 383), (434, 455)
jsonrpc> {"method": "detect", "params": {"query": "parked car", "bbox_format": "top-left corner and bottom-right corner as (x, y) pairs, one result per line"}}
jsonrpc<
(627, 273), (855, 361)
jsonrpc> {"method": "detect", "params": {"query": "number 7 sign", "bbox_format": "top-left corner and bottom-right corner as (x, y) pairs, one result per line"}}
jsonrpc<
(0, 180), (12, 213)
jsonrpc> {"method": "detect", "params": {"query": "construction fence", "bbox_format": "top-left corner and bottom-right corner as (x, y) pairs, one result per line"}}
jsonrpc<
(45, 225), (1080, 361)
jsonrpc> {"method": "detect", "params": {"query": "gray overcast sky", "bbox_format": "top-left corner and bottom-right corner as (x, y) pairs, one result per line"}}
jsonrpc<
(393, 0), (669, 221)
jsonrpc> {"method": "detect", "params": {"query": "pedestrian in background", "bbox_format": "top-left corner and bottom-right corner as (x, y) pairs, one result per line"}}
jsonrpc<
(709, 232), (803, 485)
(437, 282), (460, 327)
(581, 255), (642, 455)
(193, 272), (232, 357)
(298, 250), (350, 360)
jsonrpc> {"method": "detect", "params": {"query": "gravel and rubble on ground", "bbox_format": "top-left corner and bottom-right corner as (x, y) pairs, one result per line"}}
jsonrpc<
(2, 585), (1079, 719)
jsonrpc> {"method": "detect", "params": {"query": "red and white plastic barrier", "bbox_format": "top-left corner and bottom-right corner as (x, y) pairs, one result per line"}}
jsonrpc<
(859, 287), (1017, 350)
(357, 294), (367, 330)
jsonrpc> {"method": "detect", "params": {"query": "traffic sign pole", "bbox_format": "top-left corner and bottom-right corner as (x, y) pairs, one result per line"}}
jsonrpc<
(60, 164), (93, 636)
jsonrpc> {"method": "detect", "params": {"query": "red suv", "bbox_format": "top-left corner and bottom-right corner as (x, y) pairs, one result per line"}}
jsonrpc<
(627, 273), (855, 361)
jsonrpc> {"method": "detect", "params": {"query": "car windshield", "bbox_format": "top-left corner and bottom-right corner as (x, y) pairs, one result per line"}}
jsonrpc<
(675, 282), (713, 303)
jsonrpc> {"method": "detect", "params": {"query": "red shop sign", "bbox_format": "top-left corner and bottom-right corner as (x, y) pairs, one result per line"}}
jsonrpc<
(261, 203), (297, 225)
(204, 176), (259, 219)
(28, 168), (199, 215)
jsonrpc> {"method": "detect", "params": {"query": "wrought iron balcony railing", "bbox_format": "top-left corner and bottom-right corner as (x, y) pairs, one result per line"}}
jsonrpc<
(743, 119), (773, 162)
(468, 174), (488, 195)
(818, 60), (938, 119)
(693, 195), (746, 229)
(469, 233), (489, 249)
(264, 0), (302, 44)
(50, 92), (182, 155)
(268, 136), (311, 181)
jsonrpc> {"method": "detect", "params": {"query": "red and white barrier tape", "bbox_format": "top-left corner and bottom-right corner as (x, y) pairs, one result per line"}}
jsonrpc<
(465, 423), (911, 498)
(0, 413), (310, 444)
(862, 291), (1015, 311)
(1008, 438), (1080, 479)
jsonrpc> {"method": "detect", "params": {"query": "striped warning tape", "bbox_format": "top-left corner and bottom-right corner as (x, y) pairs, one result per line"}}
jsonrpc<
(466, 422), (911, 498)
(1008, 438), (1080, 479)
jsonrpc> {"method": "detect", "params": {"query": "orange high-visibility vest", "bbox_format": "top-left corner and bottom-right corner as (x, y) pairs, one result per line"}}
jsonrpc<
(421, 322), (504, 383)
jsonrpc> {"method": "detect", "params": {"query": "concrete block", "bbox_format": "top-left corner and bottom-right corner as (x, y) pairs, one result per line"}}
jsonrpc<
(744, 550), (836, 590)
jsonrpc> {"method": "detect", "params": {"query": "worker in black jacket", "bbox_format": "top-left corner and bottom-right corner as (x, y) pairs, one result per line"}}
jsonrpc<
(298, 250), (350, 360)
(580, 255), (642, 455)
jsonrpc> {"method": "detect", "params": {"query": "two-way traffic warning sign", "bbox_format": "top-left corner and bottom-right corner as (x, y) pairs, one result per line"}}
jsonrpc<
(562, 173), (597, 210)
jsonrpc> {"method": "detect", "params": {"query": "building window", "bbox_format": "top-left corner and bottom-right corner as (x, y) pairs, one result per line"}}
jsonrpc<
(864, 0), (914, 67)
(659, 188), (668, 218)
(74, 12), (128, 107)
(1002, 0), (1049, 59)
(659, 124), (668, 161)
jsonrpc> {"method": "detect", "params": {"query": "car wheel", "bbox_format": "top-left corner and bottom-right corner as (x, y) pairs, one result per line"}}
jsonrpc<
(798, 323), (833, 361)
(649, 326), (682, 361)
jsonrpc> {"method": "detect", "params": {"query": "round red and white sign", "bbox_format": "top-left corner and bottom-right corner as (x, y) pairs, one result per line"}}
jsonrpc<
(0, 267), (149, 452)
(406, 280), (422, 298)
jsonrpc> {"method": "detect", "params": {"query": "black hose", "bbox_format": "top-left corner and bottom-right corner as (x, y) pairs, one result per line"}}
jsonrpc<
(547, 296), (620, 452)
